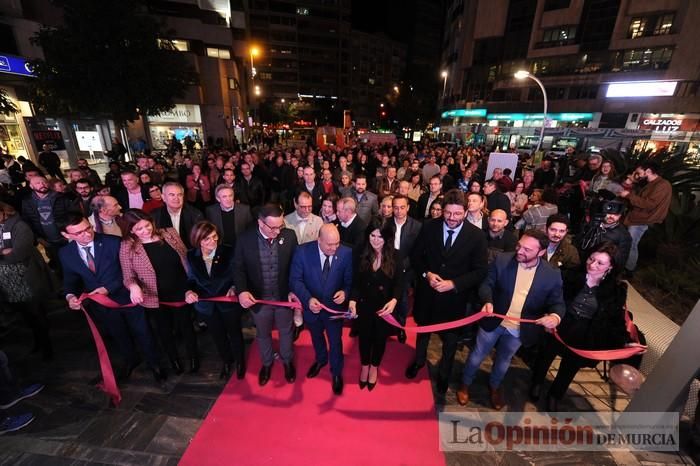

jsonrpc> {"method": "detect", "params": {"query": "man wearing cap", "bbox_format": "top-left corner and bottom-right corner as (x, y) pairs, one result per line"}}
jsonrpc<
(578, 199), (631, 265)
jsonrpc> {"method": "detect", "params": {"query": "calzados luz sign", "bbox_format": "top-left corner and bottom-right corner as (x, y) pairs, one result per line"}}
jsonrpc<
(439, 412), (679, 451)
(640, 118), (682, 133)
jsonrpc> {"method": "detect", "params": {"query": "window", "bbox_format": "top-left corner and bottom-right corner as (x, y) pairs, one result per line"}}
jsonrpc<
(539, 26), (577, 47)
(206, 47), (231, 59)
(543, 0), (570, 11)
(628, 13), (675, 38)
(296, 7), (309, 15)
(158, 39), (190, 52)
(228, 78), (240, 90)
(621, 47), (673, 70)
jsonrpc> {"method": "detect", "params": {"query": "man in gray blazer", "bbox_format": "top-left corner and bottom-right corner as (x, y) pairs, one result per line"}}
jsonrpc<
(351, 174), (378, 224)
(205, 185), (254, 248)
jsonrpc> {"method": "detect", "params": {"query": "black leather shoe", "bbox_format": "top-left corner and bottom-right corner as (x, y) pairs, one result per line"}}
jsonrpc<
(220, 363), (232, 380)
(398, 329), (407, 344)
(405, 361), (424, 379)
(259, 365), (272, 386)
(293, 325), (303, 342)
(189, 357), (200, 374)
(332, 375), (344, 395)
(171, 359), (184, 375)
(529, 383), (542, 402)
(306, 361), (327, 378)
(284, 362), (296, 383)
(236, 360), (246, 380)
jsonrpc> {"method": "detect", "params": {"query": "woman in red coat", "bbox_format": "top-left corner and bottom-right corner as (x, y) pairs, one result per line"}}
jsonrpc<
(119, 209), (200, 374)
(185, 163), (211, 210)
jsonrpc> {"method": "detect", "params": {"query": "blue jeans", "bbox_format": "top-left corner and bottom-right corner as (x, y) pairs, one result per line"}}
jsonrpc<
(462, 325), (522, 389)
(625, 224), (649, 272)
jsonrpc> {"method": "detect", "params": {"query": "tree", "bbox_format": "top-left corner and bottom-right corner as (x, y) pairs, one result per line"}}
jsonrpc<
(29, 0), (196, 126)
(0, 89), (18, 116)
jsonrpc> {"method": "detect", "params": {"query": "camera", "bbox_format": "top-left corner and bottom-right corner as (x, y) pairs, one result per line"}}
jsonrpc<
(602, 200), (626, 215)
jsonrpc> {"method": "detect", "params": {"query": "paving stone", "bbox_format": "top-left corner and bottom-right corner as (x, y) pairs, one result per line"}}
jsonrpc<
(145, 417), (202, 456)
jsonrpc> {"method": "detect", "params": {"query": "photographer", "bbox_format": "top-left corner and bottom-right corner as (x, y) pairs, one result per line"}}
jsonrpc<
(577, 198), (631, 266)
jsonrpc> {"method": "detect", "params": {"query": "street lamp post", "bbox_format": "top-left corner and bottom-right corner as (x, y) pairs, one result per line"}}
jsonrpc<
(249, 46), (259, 78)
(514, 70), (548, 155)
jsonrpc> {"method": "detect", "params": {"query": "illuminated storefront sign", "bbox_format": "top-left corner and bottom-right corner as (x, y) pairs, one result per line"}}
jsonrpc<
(0, 55), (34, 77)
(487, 113), (594, 121)
(638, 114), (700, 133)
(606, 81), (677, 98)
(441, 108), (488, 118)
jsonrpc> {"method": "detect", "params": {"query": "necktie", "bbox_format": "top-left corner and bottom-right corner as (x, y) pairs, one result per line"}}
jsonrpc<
(322, 254), (331, 282)
(444, 229), (455, 252)
(83, 246), (96, 273)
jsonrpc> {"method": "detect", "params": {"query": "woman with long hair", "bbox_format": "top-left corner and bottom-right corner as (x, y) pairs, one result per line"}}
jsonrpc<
(185, 221), (245, 380)
(530, 242), (628, 411)
(185, 163), (211, 210)
(506, 179), (529, 221)
(348, 217), (404, 390)
(119, 209), (199, 374)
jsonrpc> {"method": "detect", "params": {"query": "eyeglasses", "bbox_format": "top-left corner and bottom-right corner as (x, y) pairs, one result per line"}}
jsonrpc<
(260, 219), (283, 232)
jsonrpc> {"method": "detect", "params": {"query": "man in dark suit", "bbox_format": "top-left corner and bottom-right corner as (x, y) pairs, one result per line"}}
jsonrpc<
(391, 195), (422, 342)
(150, 182), (203, 248)
(234, 204), (299, 387)
(290, 224), (353, 395)
(299, 166), (325, 214)
(416, 175), (443, 220)
(405, 189), (489, 393)
(205, 185), (253, 248)
(457, 229), (565, 410)
(483, 180), (512, 221)
(335, 196), (366, 256)
(234, 162), (265, 209)
(59, 214), (164, 386)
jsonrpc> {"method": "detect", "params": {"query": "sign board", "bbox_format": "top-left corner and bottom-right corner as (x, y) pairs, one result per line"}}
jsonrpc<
(31, 130), (66, 151)
(0, 55), (34, 77)
(638, 114), (700, 133)
(148, 104), (202, 124)
(606, 81), (677, 98)
(441, 108), (488, 119)
(75, 131), (104, 152)
(485, 152), (518, 181)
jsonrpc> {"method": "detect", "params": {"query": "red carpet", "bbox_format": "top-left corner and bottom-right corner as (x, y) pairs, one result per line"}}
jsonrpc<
(180, 322), (444, 466)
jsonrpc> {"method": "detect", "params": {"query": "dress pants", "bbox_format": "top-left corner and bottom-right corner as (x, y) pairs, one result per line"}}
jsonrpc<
(0, 350), (19, 405)
(306, 311), (344, 376)
(201, 304), (244, 365)
(357, 312), (391, 366)
(148, 306), (198, 364)
(414, 329), (461, 380)
(251, 305), (294, 367)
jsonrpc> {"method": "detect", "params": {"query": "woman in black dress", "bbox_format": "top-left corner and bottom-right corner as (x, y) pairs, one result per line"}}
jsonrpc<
(348, 217), (404, 391)
(530, 242), (628, 411)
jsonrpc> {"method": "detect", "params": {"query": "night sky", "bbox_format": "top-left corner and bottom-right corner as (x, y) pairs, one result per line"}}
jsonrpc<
(351, 0), (414, 44)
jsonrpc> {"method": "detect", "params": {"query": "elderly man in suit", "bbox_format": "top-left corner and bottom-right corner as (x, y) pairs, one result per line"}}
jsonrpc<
(405, 189), (488, 394)
(234, 204), (299, 387)
(205, 185), (253, 248)
(150, 182), (204, 248)
(290, 224), (353, 395)
(59, 213), (164, 386)
(457, 229), (565, 410)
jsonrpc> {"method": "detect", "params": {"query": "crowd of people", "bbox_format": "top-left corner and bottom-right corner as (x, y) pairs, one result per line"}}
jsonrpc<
(0, 139), (676, 434)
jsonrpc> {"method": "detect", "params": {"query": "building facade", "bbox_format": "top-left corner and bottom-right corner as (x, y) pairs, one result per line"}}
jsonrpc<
(439, 0), (700, 156)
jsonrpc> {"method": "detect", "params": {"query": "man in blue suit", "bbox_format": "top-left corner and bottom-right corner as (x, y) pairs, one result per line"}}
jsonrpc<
(290, 223), (353, 395)
(59, 213), (164, 386)
(458, 229), (565, 410)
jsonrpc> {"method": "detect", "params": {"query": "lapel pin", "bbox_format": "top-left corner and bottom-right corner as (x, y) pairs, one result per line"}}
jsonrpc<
(279, 238), (285, 245)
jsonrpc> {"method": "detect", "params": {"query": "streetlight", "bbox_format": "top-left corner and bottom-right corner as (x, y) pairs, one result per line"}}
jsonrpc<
(514, 70), (548, 155)
(441, 70), (448, 98)
(393, 85), (399, 93)
(380, 103), (384, 108)
(249, 46), (260, 78)
(254, 85), (261, 96)
(280, 98), (285, 103)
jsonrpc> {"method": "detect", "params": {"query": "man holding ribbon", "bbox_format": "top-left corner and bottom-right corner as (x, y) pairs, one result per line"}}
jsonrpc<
(234, 203), (299, 387)
(290, 223), (353, 395)
(457, 229), (565, 410)
(59, 213), (164, 387)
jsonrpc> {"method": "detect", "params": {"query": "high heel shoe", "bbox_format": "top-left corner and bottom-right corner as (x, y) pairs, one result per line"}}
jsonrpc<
(359, 379), (368, 389)
(367, 366), (378, 391)
(359, 365), (369, 390)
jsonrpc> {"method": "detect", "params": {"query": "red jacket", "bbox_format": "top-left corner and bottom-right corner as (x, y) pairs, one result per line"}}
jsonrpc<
(186, 174), (212, 203)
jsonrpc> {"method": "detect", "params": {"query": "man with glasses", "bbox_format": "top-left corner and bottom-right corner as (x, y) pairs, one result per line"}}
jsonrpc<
(234, 204), (299, 387)
(59, 213), (164, 387)
(405, 189), (488, 394)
